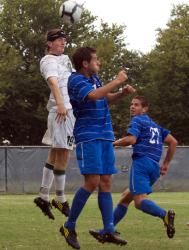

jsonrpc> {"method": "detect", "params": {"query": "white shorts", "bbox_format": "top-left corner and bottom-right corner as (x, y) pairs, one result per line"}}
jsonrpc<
(42, 109), (75, 150)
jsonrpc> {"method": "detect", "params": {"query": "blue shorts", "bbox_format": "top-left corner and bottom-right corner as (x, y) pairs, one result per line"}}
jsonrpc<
(76, 139), (118, 175)
(129, 156), (160, 197)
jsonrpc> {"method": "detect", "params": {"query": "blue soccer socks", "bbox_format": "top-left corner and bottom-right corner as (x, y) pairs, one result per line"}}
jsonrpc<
(98, 192), (115, 233)
(100, 203), (128, 235)
(140, 199), (167, 220)
(113, 204), (128, 226)
(65, 187), (91, 230)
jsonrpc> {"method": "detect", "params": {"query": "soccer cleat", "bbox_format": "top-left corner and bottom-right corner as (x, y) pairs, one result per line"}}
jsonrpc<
(60, 223), (80, 249)
(100, 231), (127, 246)
(89, 229), (102, 242)
(164, 210), (176, 238)
(52, 198), (70, 217)
(34, 197), (54, 220)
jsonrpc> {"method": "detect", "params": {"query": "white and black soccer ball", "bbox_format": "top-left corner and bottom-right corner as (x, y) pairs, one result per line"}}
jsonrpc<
(59, 1), (83, 24)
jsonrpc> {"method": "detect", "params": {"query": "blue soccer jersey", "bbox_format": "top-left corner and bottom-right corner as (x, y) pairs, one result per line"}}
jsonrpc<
(127, 114), (170, 162)
(68, 73), (115, 144)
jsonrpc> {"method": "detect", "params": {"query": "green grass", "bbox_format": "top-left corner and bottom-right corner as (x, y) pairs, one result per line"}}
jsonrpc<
(0, 192), (189, 250)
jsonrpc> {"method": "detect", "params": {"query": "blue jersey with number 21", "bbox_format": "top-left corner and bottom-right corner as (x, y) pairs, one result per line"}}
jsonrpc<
(127, 114), (170, 162)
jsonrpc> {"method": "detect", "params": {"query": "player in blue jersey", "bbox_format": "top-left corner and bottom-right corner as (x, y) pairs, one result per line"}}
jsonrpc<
(59, 46), (135, 249)
(90, 95), (178, 242)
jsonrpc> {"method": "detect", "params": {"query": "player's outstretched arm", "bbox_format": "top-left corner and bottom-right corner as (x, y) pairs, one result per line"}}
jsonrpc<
(160, 134), (178, 175)
(106, 84), (135, 104)
(48, 76), (69, 123)
(87, 70), (127, 102)
(113, 134), (136, 147)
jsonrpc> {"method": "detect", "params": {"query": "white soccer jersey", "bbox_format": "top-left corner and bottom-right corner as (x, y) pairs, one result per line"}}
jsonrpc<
(40, 54), (72, 111)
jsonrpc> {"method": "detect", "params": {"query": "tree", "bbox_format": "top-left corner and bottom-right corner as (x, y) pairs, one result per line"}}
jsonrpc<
(144, 4), (189, 145)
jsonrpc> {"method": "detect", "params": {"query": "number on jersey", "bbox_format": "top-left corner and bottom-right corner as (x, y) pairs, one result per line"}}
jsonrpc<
(149, 127), (159, 144)
(67, 136), (74, 146)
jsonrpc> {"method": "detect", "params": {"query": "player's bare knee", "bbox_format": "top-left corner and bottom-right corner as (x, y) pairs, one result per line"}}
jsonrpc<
(101, 179), (111, 189)
(134, 201), (141, 210)
(90, 180), (99, 190)
(84, 181), (99, 193)
(98, 175), (111, 192)
(120, 197), (132, 207)
(84, 175), (100, 192)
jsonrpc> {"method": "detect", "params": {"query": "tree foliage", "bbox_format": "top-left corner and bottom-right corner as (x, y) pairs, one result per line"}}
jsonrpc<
(138, 4), (189, 144)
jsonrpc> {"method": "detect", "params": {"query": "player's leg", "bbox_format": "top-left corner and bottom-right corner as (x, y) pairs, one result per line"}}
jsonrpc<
(34, 117), (55, 198)
(60, 140), (102, 249)
(98, 174), (115, 233)
(95, 175), (127, 245)
(34, 148), (55, 220)
(91, 140), (127, 245)
(133, 193), (166, 218)
(131, 157), (167, 217)
(60, 174), (99, 249)
(132, 157), (175, 238)
(64, 140), (102, 229)
(49, 110), (75, 216)
(103, 162), (133, 232)
(113, 188), (133, 226)
(93, 161), (132, 234)
(40, 148), (56, 201)
(52, 148), (71, 216)
(90, 188), (132, 240)
(99, 185), (132, 232)
(133, 193), (175, 238)
(64, 174), (100, 229)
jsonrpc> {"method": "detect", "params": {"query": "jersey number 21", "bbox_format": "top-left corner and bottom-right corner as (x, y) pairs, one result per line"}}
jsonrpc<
(149, 127), (159, 144)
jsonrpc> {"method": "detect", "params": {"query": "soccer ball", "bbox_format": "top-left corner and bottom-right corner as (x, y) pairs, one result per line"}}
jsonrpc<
(59, 1), (83, 24)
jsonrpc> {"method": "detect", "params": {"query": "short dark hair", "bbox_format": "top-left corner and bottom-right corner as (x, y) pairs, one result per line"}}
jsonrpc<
(72, 46), (96, 70)
(133, 96), (149, 108)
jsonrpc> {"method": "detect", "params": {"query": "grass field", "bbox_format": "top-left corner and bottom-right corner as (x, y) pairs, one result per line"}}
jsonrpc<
(0, 192), (189, 250)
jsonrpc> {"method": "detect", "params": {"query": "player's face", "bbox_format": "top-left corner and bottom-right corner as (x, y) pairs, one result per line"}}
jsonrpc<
(87, 53), (100, 76)
(48, 37), (66, 56)
(130, 99), (147, 117)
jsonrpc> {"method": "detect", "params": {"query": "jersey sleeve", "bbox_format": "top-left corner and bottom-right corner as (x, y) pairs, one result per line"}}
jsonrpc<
(68, 75), (94, 103)
(40, 57), (58, 80)
(127, 116), (142, 139)
(160, 127), (170, 142)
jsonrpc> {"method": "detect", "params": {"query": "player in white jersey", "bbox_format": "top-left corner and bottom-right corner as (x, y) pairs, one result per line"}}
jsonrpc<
(34, 29), (75, 220)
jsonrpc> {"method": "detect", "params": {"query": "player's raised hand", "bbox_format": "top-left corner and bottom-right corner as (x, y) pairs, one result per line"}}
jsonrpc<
(122, 85), (136, 97)
(55, 103), (69, 124)
(116, 70), (128, 84)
